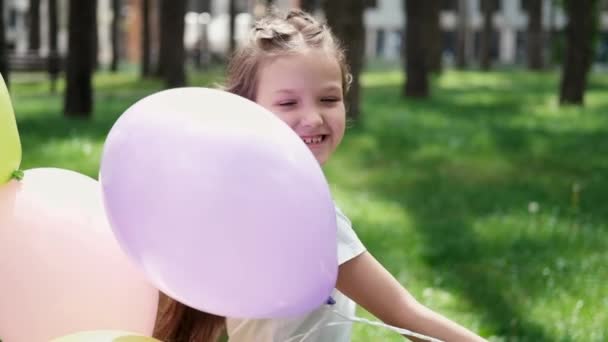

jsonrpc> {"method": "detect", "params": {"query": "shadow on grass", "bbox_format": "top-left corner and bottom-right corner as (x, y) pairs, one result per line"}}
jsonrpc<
(335, 72), (608, 341)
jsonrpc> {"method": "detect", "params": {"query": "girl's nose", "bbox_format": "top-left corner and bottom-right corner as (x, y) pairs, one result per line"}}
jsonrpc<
(299, 108), (324, 128)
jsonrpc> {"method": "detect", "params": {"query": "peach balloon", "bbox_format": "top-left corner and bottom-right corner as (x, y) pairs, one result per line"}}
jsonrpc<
(0, 168), (159, 342)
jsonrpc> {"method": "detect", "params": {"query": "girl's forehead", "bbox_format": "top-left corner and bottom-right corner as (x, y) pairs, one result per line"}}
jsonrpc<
(258, 50), (342, 86)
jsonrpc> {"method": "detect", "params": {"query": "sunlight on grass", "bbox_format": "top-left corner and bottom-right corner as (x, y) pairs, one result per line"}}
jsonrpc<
(11, 68), (608, 341)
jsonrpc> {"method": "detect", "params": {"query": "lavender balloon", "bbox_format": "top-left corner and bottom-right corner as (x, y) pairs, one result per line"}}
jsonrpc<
(100, 88), (338, 319)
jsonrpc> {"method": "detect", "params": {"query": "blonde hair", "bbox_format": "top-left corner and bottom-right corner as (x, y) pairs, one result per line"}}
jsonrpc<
(225, 9), (352, 101)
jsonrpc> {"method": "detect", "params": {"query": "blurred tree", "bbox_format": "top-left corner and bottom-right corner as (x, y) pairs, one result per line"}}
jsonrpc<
(427, 0), (442, 73)
(322, 0), (366, 121)
(526, 0), (544, 70)
(158, 0), (186, 87)
(28, 0), (40, 53)
(141, 0), (151, 77)
(404, 0), (430, 98)
(479, 0), (497, 70)
(110, 0), (121, 72)
(92, 2), (99, 70)
(456, 0), (471, 68)
(64, 0), (97, 118)
(559, 0), (599, 105)
(0, 0), (8, 87)
(48, 0), (60, 93)
(300, 0), (317, 13)
(229, 0), (236, 54)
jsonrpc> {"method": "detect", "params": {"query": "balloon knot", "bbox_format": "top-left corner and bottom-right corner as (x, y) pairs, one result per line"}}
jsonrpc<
(11, 169), (24, 181)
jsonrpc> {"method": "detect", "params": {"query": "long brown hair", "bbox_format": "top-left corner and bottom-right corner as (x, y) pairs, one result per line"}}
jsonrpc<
(153, 293), (226, 341)
(153, 9), (349, 342)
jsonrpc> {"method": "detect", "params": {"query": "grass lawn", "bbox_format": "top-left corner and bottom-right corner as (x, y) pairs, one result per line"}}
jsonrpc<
(11, 67), (608, 341)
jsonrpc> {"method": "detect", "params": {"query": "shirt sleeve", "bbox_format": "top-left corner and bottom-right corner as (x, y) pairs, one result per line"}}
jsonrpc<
(335, 206), (366, 265)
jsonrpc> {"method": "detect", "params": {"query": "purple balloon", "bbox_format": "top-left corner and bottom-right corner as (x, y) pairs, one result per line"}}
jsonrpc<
(100, 88), (338, 319)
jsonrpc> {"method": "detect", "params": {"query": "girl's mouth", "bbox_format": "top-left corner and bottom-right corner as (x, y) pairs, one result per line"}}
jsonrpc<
(301, 135), (327, 146)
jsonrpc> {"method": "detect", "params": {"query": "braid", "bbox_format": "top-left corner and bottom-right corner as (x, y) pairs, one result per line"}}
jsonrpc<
(225, 9), (352, 100)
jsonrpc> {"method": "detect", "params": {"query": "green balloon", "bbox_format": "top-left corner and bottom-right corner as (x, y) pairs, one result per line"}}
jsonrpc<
(50, 330), (162, 342)
(0, 73), (21, 185)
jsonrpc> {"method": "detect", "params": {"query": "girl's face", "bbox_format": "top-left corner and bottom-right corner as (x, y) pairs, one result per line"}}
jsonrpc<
(255, 50), (346, 165)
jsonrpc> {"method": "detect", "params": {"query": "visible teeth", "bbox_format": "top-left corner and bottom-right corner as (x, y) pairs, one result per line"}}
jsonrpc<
(303, 136), (323, 144)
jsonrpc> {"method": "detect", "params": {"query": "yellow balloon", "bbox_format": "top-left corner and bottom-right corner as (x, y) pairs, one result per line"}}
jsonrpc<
(50, 330), (162, 342)
(0, 73), (21, 185)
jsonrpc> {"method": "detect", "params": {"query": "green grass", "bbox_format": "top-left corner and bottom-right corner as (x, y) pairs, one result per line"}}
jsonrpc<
(326, 70), (608, 341)
(11, 68), (608, 341)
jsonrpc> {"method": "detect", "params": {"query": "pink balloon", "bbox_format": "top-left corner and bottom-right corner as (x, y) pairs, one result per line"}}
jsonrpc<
(0, 168), (159, 342)
(100, 88), (338, 318)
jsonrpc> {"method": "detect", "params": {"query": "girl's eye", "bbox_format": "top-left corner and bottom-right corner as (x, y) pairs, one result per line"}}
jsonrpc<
(321, 97), (340, 103)
(278, 100), (297, 107)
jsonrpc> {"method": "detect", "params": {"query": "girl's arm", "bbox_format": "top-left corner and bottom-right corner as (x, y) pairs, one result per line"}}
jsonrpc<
(336, 251), (486, 342)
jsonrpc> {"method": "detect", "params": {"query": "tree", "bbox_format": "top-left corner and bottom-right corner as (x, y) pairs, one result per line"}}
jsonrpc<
(559, 0), (599, 105)
(456, 0), (471, 68)
(92, 2), (99, 70)
(322, 0), (366, 121)
(141, 0), (151, 77)
(427, 0), (442, 73)
(111, 0), (121, 72)
(48, 0), (60, 93)
(229, 0), (237, 54)
(28, 0), (41, 53)
(480, 0), (497, 70)
(0, 0), (8, 87)
(404, 0), (430, 98)
(300, 0), (317, 13)
(64, 0), (97, 118)
(527, 0), (544, 70)
(157, 0), (186, 87)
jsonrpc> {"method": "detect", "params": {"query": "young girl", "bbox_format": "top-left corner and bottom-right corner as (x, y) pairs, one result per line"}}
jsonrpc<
(154, 9), (486, 342)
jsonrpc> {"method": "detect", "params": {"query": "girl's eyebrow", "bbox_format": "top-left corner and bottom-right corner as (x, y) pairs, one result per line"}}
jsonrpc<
(274, 89), (297, 94)
(322, 84), (342, 92)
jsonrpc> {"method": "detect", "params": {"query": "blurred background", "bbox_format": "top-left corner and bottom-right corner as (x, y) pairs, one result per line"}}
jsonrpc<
(2, 0), (607, 341)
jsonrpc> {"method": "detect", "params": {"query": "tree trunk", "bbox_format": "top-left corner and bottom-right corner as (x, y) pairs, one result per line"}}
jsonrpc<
(111, 0), (120, 72)
(404, 0), (429, 98)
(456, 0), (469, 69)
(300, 0), (317, 13)
(427, 0), (442, 73)
(64, 0), (97, 118)
(141, 0), (151, 77)
(229, 0), (237, 54)
(28, 0), (41, 53)
(92, 1), (99, 70)
(0, 0), (8, 87)
(48, 0), (60, 93)
(158, 0), (186, 87)
(559, 0), (598, 105)
(480, 0), (495, 70)
(527, 0), (544, 70)
(322, 0), (366, 121)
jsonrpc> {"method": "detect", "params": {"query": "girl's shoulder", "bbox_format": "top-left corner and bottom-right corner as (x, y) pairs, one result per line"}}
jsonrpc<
(334, 204), (366, 265)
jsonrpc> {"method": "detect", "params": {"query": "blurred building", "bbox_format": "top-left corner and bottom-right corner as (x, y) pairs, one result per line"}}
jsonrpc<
(3, 0), (608, 69)
(360, 0), (608, 65)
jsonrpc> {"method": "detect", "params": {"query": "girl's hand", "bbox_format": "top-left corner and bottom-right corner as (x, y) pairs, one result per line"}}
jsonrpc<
(336, 252), (487, 342)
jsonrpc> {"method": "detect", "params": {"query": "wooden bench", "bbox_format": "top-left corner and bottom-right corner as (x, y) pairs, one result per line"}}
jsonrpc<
(8, 53), (63, 73)
(7, 53), (63, 91)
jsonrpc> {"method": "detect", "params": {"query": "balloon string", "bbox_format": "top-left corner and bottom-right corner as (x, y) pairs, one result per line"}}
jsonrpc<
(282, 306), (443, 342)
(330, 309), (443, 342)
(11, 169), (24, 181)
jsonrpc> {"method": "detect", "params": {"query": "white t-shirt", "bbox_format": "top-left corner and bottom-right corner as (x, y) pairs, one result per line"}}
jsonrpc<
(226, 206), (366, 342)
